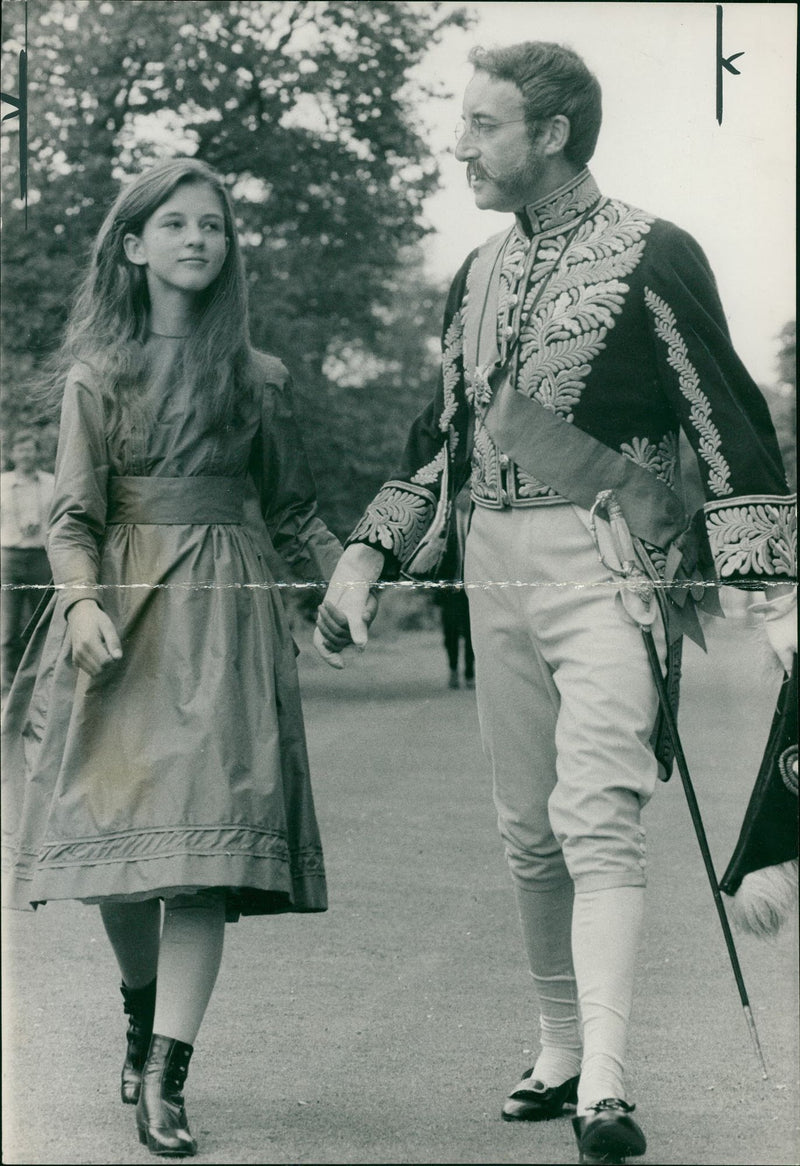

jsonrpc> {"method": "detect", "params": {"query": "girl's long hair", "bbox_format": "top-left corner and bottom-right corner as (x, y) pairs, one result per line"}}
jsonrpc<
(39, 158), (257, 444)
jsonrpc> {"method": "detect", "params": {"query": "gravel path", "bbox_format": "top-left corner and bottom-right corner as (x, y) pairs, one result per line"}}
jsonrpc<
(3, 601), (798, 1164)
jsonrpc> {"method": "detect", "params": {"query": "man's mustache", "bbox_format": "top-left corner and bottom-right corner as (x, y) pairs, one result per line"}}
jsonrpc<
(467, 162), (493, 183)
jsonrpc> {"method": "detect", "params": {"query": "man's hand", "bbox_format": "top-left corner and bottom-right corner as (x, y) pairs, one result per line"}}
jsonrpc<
(313, 544), (384, 668)
(66, 599), (123, 676)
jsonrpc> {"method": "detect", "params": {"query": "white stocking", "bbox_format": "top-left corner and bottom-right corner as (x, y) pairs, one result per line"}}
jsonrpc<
(515, 881), (583, 1086)
(571, 886), (644, 1113)
(152, 892), (226, 1047)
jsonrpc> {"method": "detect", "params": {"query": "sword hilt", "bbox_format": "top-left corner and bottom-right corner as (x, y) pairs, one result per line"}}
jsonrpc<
(590, 490), (654, 611)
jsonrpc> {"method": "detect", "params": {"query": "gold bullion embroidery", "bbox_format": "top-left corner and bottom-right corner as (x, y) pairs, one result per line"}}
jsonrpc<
(517, 202), (654, 421)
(620, 433), (679, 487)
(349, 484), (436, 563)
(471, 423), (501, 503)
(645, 288), (733, 498)
(704, 497), (797, 578)
(440, 312), (463, 433)
(411, 445), (448, 487)
(526, 170), (602, 234)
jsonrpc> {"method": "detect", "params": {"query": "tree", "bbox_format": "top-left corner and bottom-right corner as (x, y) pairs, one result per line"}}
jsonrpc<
(319, 251), (447, 519)
(767, 320), (796, 489)
(1, 0), (469, 531)
(776, 320), (796, 390)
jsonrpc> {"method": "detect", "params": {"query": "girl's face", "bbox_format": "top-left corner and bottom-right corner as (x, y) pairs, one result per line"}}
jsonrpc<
(123, 181), (229, 299)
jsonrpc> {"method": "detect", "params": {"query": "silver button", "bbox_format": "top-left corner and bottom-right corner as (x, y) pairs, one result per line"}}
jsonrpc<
(503, 324), (514, 338)
(508, 293), (519, 307)
(514, 266), (525, 278)
(499, 453), (510, 469)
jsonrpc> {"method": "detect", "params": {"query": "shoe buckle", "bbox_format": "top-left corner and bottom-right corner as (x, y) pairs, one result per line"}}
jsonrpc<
(587, 1097), (635, 1114)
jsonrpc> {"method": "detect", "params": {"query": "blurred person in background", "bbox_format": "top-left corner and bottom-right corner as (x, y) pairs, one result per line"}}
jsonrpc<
(433, 490), (475, 689)
(1, 430), (54, 699)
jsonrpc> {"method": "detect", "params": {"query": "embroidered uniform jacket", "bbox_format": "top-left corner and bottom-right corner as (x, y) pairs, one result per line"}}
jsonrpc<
(349, 170), (796, 590)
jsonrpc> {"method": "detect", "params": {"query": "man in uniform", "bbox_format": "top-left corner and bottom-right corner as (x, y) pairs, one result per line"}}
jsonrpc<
(314, 42), (797, 1163)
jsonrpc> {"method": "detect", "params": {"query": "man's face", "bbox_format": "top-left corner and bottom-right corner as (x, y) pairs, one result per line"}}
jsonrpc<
(12, 439), (37, 473)
(454, 71), (545, 212)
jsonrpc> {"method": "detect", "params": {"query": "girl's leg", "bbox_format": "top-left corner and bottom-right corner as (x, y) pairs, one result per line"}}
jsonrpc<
(153, 891), (226, 1046)
(100, 899), (161, 988)
(136, 892), (226, 1157)
(100, 900), (162, 1104)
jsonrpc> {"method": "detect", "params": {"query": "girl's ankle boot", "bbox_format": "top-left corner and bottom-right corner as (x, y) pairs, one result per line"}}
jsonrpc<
(120, 978), (157, 1105)
(135, 1033), (197, 1157)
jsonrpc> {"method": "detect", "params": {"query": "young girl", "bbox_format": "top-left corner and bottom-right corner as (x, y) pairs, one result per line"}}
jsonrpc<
(1, 158), (342, 1157)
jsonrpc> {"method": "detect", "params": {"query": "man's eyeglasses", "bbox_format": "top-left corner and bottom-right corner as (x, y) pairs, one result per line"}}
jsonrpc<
(454, 117), (526, 142)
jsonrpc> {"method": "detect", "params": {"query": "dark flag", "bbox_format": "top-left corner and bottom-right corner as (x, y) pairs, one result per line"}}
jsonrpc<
(720, 656), (798, 936)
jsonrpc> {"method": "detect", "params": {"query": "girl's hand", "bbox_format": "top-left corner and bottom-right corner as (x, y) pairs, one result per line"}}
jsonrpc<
(66, 599), (123, 676)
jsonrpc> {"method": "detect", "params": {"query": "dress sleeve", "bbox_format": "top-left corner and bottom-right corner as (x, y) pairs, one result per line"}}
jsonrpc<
(47, 365), (110, 610)
(643, 224), (796, 586)
(250, 357), (343, 584)
(345, 253), (476, 578)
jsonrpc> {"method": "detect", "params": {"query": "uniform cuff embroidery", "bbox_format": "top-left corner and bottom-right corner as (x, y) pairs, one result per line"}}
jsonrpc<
(348, 482), (436, 565)
(704, 495), (797, 581)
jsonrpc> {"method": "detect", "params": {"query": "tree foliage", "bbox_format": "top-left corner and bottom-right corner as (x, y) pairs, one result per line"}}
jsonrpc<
(1, 0), (468, 533)
(763, 320), (797, 489)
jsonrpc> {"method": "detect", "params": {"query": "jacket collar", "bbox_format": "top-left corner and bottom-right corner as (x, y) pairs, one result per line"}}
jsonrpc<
(515, 168), (602, 237)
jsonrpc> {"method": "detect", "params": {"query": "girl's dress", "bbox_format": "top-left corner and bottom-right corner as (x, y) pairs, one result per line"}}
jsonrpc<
(1, 339), (341, 918)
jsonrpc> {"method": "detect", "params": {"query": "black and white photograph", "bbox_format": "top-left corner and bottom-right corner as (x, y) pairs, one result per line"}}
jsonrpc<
(1, 3), (797, 1163)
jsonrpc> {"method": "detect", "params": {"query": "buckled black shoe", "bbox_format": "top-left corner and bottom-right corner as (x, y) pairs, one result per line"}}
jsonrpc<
(572, 1098), (646, 1164)
(501, 1068), (580, 1122)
